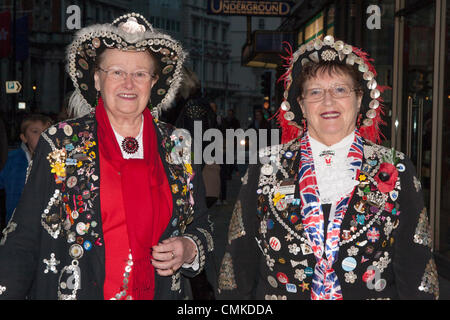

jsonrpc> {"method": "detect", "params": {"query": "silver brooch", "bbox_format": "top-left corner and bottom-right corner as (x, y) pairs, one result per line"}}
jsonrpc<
(44, 253), (60, 274)
(119, 17), (146, 34)
(321, 49), (338, 61)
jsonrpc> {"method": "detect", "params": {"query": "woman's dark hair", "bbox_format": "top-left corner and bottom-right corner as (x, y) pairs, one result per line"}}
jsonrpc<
(295, 61), (364, 100)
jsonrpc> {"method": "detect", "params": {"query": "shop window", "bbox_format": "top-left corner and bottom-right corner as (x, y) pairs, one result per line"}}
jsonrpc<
(222, 27), (227, 42)
(258, 18), (265, 30)
(305, 11), (324, 42)
(326, 5), (335, 36)
(212, 25), (217, 40)
(204, 23), (209, 39)
(193, 20), (198, 37)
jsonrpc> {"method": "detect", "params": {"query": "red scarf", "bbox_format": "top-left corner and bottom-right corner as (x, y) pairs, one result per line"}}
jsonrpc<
(96, 98), (172, 299)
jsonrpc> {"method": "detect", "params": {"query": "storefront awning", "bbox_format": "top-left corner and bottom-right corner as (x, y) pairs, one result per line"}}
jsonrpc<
(242, 30), (295, 68)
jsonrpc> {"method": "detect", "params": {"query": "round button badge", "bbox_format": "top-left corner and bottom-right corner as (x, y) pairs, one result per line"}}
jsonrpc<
(83, 240), (92, 251)
(276, 199), (288, 211)
(66, 176), (77, 188)
(267, 276), (278, 288)
(76, 222), (86, 235)
(277, 272), (288, 284)
(396, 163), (406, 172)
(342, 257), (357, 272)
(269, 237), (281, 251)
(69, 244), (84, 259)
(261, 164), (273, 176)
(284, 151), (293, 159)
(63, 124), (73, 137)
(305, 267), (314, 276)
(71, 210), (79, 220)
(48, 126), (57, 135)
(375, 279), (387, 291)
(367, 227), (380, 243)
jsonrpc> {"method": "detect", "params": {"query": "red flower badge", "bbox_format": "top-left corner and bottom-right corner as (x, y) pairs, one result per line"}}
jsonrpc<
(374, 163), (398, 193)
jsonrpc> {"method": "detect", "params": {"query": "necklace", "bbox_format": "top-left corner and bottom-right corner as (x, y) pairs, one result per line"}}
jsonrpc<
(113, 115), (144, 156)
(110, 250), (133, 300)
(121, 137), (139, 154)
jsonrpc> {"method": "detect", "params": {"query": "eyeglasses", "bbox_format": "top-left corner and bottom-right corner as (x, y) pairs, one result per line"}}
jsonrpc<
(97, 67), (157, 84)
(302, 83), (358, 102)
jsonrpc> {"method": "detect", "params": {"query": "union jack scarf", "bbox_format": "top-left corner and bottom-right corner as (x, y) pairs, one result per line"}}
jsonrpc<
(298, 130), (364, 300)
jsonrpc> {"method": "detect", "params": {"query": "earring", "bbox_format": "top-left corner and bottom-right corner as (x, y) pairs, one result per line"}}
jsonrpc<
(94, 91), (99, 108)
(357, 113), (362, 127)
(301, 117), (307, 134)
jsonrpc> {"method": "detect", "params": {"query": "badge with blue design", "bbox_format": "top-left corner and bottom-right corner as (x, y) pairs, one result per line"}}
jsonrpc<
(286, 283), (297, 293)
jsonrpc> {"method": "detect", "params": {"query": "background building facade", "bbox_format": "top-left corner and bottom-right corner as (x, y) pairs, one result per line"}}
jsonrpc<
(0, 0), (131, 141)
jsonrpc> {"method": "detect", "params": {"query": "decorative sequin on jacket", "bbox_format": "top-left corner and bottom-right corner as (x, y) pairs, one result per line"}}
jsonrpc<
(216, 137), (439, 300)
(0, 112), (213, 300)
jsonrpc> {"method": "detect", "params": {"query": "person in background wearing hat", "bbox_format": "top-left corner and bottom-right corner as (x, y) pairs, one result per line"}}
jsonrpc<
(0, 114), (52, 225)
(171, 67), (219, 300)
(0, 13), (213, 300)
(216, 36), (438, 300)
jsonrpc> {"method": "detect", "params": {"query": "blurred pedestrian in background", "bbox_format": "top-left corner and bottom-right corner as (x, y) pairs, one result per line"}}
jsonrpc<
(250, 109), (270, 131)
(217, 109), (241, 205)
(173, 66), (218, 300)
(0, 114), (52, 225)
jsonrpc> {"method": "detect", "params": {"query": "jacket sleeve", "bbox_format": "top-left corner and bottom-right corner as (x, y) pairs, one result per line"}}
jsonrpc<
(181, 163), (214, 278)
(215, 164), (261, 299)
(393, 156), (439, 299)
(0, 137), (53, 299)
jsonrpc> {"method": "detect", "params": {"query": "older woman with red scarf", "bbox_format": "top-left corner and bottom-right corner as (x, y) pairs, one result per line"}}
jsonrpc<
(0, 13), (213, 300)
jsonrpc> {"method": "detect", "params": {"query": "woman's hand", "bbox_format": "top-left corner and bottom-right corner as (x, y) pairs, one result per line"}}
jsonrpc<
(151, 237), (197, 276)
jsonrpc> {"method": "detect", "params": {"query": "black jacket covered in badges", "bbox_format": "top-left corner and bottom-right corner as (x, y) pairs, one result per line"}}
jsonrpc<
(216, 138), (439, 300)
(0, 113), (213, 300)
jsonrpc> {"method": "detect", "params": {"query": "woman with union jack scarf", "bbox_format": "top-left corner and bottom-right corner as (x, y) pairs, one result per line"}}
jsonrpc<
(216, 36), (439, 300)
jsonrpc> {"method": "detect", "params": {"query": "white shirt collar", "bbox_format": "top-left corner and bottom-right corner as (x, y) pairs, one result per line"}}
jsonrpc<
(111, 116), (144, 159)
(308, 131), (358, 204)
(21, 142), (32, 163)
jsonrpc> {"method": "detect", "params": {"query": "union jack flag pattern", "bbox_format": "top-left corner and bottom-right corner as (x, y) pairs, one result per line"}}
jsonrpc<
(298, 130), (363, 300)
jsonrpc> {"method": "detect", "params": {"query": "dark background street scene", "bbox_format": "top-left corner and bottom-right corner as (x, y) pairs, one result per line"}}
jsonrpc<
(0, 0), (449, 300)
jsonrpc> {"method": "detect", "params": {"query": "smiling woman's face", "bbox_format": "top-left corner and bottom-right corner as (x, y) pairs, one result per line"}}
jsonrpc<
(297, 70), (362, 146)
(94, 49), (159, 122)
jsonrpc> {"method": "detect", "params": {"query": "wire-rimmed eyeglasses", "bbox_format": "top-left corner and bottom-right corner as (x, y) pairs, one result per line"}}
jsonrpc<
(97, 67), (157, 84)
(302, 83), (359, 102)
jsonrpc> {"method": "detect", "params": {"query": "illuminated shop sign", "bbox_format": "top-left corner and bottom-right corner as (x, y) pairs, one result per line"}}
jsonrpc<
(207, 0), (295, 16)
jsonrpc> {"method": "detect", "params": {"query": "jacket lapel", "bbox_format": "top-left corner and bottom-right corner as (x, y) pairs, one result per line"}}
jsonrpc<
(258, 139), (306, 250)
(339, 141), (388, 246)
(153, 120), (195, 240)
